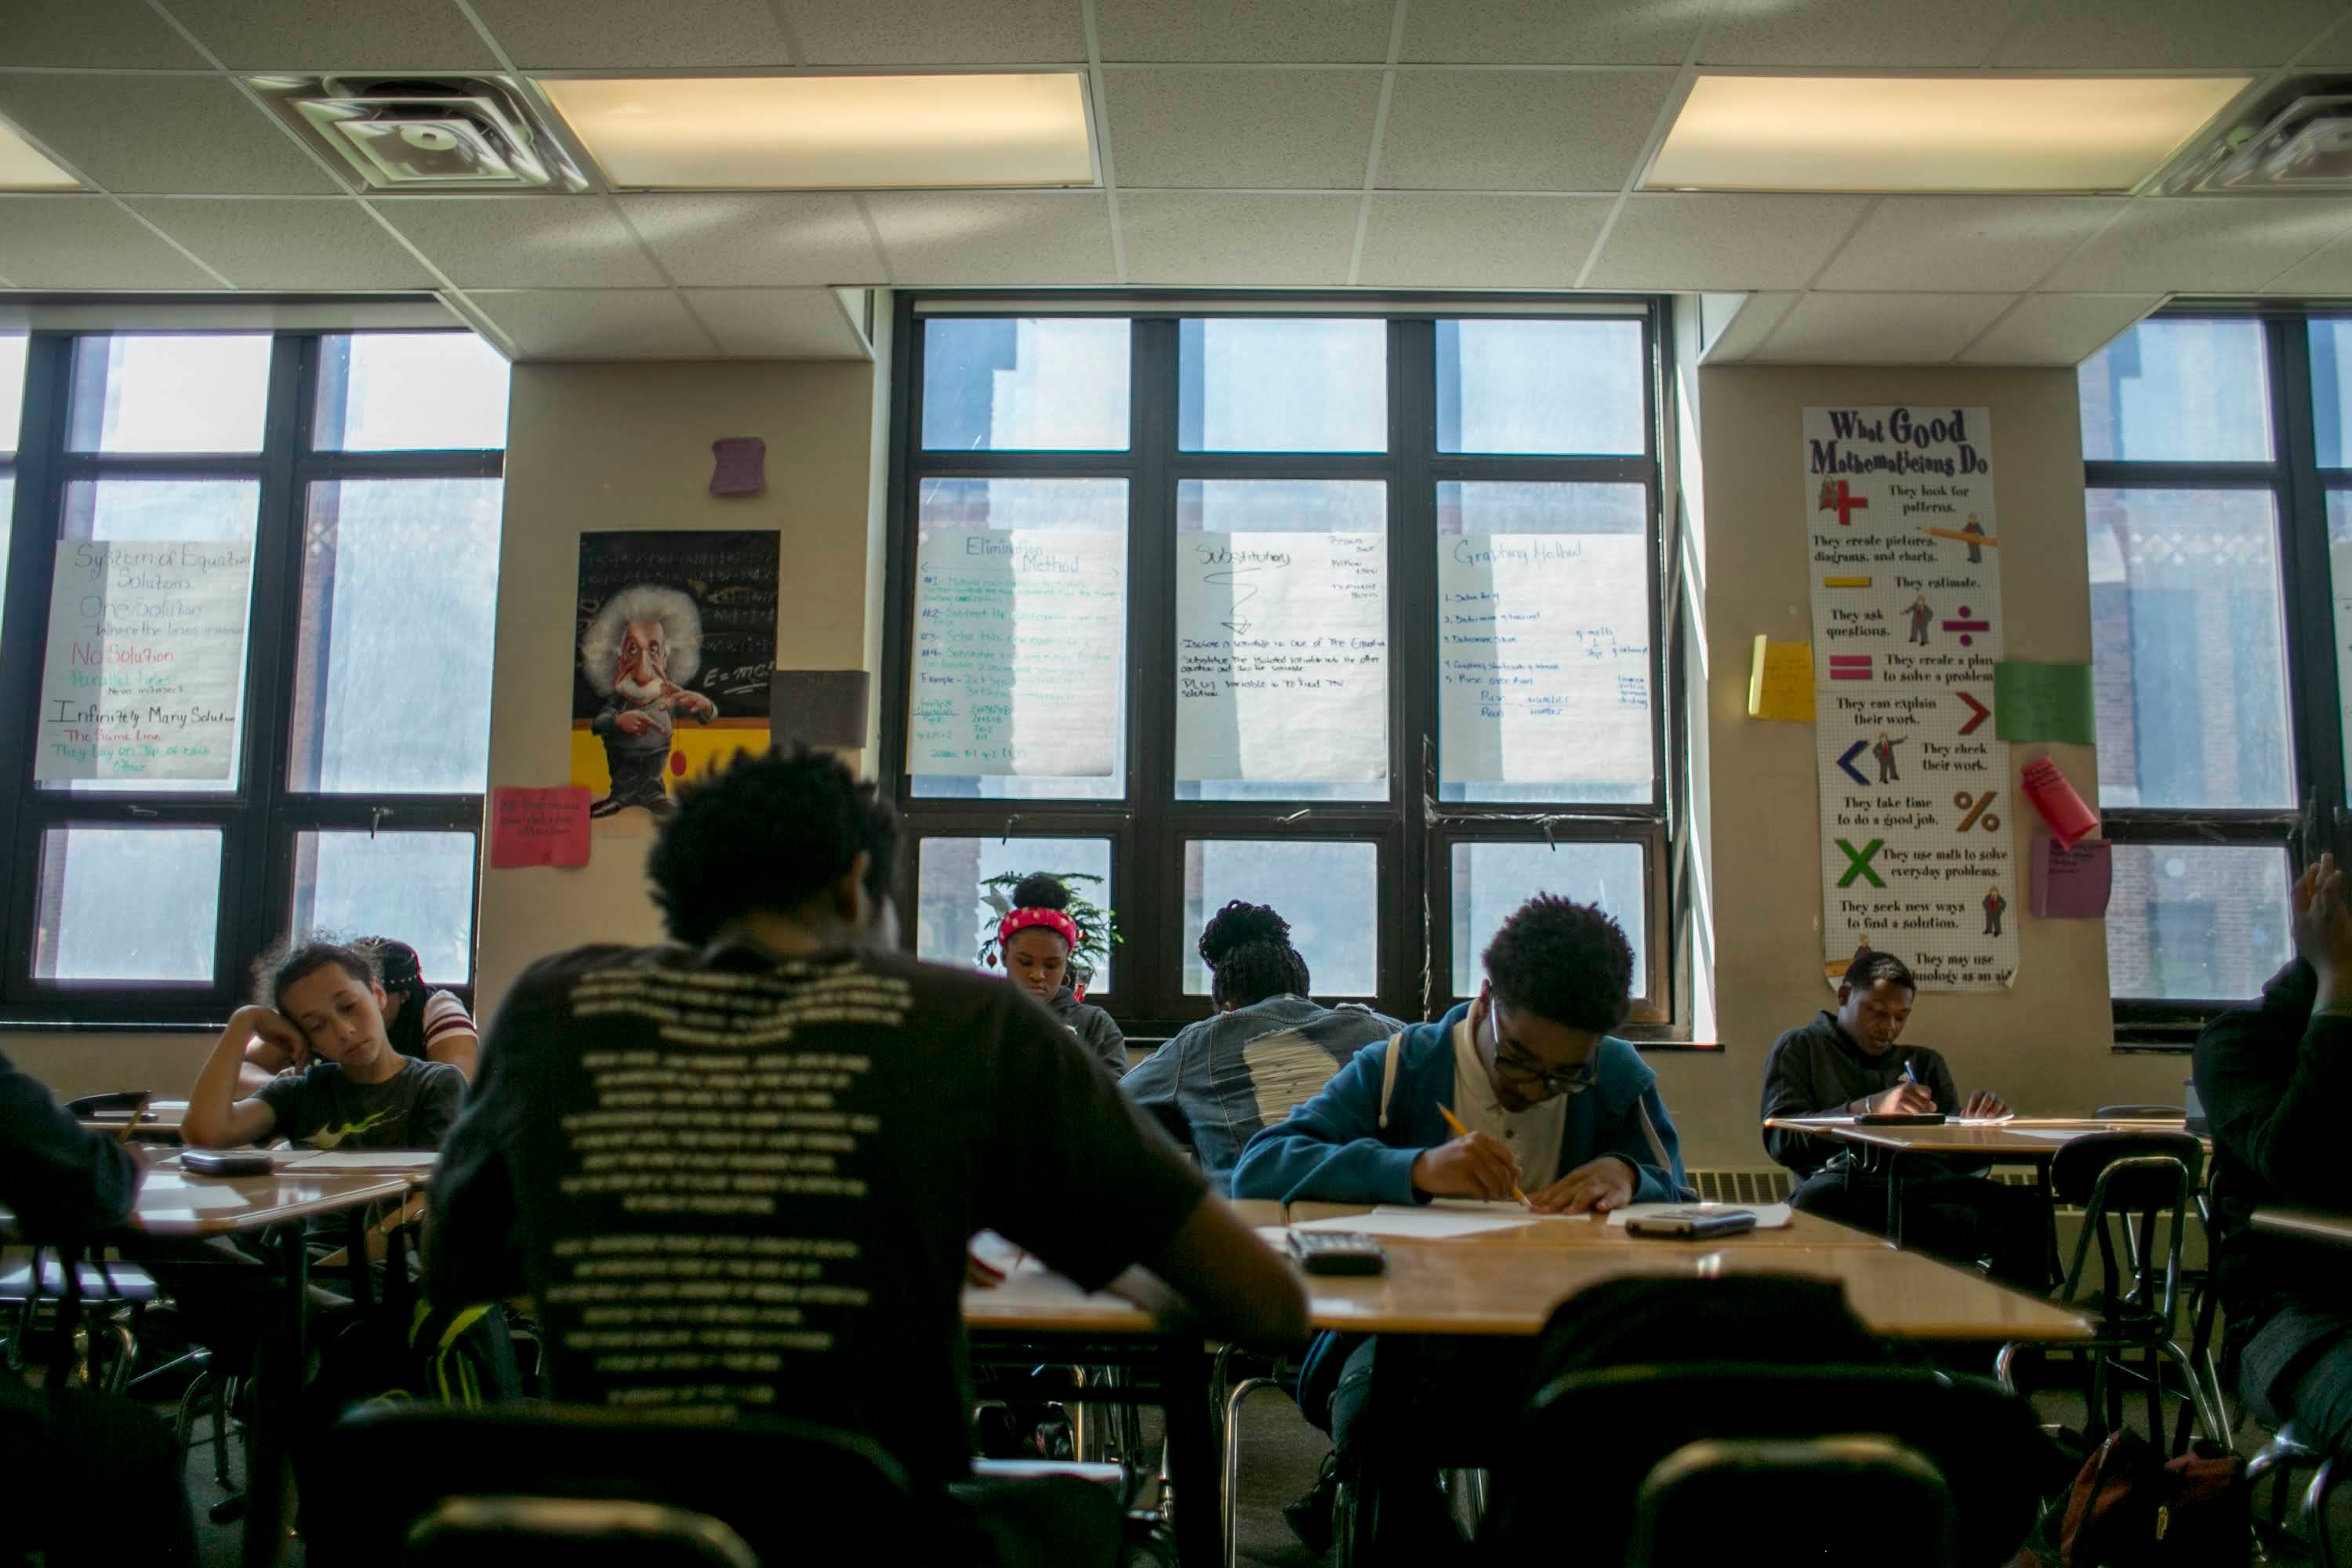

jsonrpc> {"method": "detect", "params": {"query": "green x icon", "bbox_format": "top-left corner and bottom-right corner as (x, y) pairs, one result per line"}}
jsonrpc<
(1835, 837), (1886, 888)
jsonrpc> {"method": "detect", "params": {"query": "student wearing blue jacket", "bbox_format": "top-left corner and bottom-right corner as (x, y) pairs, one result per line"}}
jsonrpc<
(1232, 894), (1690, 1553)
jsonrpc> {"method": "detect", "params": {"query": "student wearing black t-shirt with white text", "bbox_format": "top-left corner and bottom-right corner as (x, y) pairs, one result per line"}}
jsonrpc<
(428, 746), (1306, 1566)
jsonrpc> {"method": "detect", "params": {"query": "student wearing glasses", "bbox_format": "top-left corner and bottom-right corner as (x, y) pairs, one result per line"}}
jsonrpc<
(1230, 895), (1690, 1555)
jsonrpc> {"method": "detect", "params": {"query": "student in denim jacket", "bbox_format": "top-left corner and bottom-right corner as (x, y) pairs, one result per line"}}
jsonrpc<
(1123, 902), (1402, 1194)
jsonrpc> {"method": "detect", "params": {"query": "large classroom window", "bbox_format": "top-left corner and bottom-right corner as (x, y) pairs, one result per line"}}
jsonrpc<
(2082, 309), (2349, 1041)
(0, 330), (508, 1023)
(883, 300), (1672, 1037)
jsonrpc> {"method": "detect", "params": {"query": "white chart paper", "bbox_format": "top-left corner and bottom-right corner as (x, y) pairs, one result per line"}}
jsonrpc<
(1803, 407), (2017, 991)
(1438, 533), (1652, 787)
(35, 539), (253, 782)
(1174, 531), (1387, 782)
(909, 528), (1123, 778)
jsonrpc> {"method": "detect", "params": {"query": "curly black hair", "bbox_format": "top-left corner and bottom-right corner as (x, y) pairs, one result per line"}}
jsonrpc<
(1199, 900), (1310, 1008)
(255, 938), (379, 1010)
(1480, 895), (1634, 1034)
(1843, 949), (1916, 995)
(649, 745), (897, 946)
(1008, 872), (1073, 914)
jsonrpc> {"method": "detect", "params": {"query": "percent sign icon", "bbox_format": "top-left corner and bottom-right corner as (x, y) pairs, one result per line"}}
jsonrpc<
(1954, 790), (2001, 832)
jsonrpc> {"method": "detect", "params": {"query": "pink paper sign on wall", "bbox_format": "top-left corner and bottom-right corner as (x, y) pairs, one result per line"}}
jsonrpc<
(489, 786), (592, 869)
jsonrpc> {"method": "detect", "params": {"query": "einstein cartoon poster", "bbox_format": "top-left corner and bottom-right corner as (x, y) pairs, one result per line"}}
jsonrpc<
(572, 531), (779, 818)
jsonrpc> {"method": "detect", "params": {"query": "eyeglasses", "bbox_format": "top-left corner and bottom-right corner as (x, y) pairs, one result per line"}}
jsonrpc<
(1492, 1050), (1596, 1096)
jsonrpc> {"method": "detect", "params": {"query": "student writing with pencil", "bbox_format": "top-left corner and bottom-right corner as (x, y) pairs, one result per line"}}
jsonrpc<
(1230, 895), (1690, 1555)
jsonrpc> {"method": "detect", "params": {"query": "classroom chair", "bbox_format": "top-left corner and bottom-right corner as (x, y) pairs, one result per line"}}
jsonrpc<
(2246, 1423), (2340, 1568)
(401, 1496), (757, 1568)
(1628, 1435), (1960, 1568)
(0, 1242), (154, 1392)
(1483, 1363), (2042, 1567)
(1994, 1131), (2225, 1452)
(307, 1404), (917, 1566)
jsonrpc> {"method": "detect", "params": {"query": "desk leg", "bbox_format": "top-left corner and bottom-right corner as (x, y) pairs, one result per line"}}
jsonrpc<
(1885, 1154), (1906, 1247)
(241, 1228), (306, 1568)
(2038, 1162), (2062, 1288)
(1159, 1338), (1217, 1568)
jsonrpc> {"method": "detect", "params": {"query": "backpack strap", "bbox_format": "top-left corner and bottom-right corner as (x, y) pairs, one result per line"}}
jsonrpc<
(1377, 1032), (1404, 1130)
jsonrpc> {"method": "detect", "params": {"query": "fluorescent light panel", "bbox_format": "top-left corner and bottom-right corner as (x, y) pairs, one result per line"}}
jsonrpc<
(0, 119), (78, 190)
(1647, 74), (2251, 194)
(539, 73), (1094, 191)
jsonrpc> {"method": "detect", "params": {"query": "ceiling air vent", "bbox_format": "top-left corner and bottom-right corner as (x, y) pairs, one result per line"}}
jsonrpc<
(249, 75), (588, 193)
(2156, 78), (2352, 194)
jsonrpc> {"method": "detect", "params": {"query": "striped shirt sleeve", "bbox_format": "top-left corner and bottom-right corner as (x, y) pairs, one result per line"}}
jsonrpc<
(420, 989), (477, 1051)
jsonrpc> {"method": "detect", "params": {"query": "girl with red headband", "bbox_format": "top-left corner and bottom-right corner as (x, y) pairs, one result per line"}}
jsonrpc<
(987, 872), (1126, 1077)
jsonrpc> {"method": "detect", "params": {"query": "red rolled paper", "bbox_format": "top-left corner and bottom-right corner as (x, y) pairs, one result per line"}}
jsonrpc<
(2020, 757), (2100, 851)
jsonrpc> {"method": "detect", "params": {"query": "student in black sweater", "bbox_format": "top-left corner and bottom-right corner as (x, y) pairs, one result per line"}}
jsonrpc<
(2194, 852), (2352, 1455)
(1760, 949), (2047, 1289)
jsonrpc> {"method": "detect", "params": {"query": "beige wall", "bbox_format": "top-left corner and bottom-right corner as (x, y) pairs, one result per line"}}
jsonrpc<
(1652, 363), (2184, 1171)
(471, 358), (879, 1014)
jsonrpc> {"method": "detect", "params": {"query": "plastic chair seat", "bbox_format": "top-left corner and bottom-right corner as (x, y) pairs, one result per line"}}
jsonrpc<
(969, 1458), (1131, 1490)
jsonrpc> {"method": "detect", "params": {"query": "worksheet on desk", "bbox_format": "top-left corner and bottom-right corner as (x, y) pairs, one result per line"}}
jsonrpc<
(278, 1150), (441, 1171)
(1290, 1203), (1575, 1240)
(1606, 1201), (1794, 1229)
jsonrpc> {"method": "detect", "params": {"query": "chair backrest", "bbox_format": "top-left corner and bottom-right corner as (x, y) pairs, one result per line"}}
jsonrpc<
(2049, 1131), (2203, 1319)
(307, 1404), (916, 1568)
(1628, 1436), (1959, 1568)
(404, 1497), (758, 1568)
(2092, 1104), (2183, 1120)
(1486, 1363), (2042, 1568)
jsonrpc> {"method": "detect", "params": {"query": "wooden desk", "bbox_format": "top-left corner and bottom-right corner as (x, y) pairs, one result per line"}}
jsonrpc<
(129, 1165), (414, 1235)
(2250, 1208), (2352, 1250)
(76, 1098), (188, 1142)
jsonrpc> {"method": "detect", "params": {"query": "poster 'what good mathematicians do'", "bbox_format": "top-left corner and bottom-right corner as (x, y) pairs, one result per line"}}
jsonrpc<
(1804, 407), (2016, 991)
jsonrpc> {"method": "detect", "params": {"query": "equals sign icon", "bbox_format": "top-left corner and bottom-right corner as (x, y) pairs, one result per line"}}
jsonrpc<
(1828, 655), (1873, 681)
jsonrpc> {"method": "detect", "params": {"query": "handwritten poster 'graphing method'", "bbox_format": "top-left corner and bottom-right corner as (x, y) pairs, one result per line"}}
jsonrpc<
(37, 540), (254, 782)
(1176, 532), (1387, 782)
(1804, 407), (2016, 991)
(911, 528), (1122, 778)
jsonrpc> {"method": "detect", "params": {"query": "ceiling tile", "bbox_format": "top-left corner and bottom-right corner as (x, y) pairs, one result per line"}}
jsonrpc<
(1702, 0), (2031, 67)
(0, 73), (341, 194)
(124, 197), (435, 288)
(372, 196), (666, 287)
(1752, 291), (2016, 362)
(0, 0), (207, 67)
(1377, 69), (1675, 191)
(2041, 198), (2352, 292)
(1813, 197), (2125, 293)
(156, 0), (497, 70)
(616, 194), (883, 286)
(864, 191), (1114, 284)
(1119, 191), (1358, 284)
(1958, 293), (2161, 365)
(1700, 292), (1800, 361)
(0, 194), (224, 287)
(1584, 194), (1870, 290)
(782, 0), (1084, 64)
(1098, 0), (1392, 63)
(1401, 0), (1701, 64)
(1986, 0), (2342, 67)
(1356, 191), (1612, 287)
(683, 288), (869, 358)
(468, 0), (790, 68)
(467, 289), (713, 358)
(1106, 68), (1379, 190)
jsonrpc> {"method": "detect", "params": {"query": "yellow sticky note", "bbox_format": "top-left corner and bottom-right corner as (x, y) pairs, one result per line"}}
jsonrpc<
(1748, 635), (1815, 722)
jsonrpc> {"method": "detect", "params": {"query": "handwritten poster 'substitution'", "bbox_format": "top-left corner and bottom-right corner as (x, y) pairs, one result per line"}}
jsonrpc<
(1803, 406), (2016, 991)
(911, 528), (1122, 778)
(37, 539), (253, 782)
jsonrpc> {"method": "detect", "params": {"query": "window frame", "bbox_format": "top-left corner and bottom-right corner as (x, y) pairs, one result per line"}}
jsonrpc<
(0, 329), (503, 1025)
(2086, 306), (2348, 1046)
(879, 293), (1681, 1040)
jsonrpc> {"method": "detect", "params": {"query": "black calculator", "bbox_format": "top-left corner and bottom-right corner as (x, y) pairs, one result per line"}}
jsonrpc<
(1286, 1232), (1388, 1276)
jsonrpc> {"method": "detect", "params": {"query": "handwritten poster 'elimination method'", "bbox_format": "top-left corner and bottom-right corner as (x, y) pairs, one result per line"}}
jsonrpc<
(1804, 407), (2017, 991)
(1177, 532), (1386, 782)
(911, 528), (1122, 777)
(1439, 534), (1653, 789)
(38, 540), (253, 782)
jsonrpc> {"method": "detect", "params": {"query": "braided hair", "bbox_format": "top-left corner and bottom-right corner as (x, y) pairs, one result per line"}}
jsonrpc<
(1198, 900), (1309, 1009)
(358, 936), (430, 1060)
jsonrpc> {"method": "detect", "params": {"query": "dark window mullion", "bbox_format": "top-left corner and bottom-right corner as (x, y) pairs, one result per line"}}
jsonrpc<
(1130, 316), (1177, 1021)
(0, 336), (71, 1004)
(1393, 316), (1439, 1021)
(2271, 314), (2347, 825)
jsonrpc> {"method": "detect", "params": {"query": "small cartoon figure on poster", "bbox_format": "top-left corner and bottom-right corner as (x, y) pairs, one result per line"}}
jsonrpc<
(1962, 515), (1985, 564)
(1983, 885), (2007, 938)
(1872, 730), (1904, 784)
(579, 586), (717, 818)
(1907, 593), (1933, 646)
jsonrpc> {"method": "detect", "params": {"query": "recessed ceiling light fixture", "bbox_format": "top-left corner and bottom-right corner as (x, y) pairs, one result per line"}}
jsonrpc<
(1646, 74), (2252, 194)
(0, 118), (78, 191)
(537, 73), (1096, 191)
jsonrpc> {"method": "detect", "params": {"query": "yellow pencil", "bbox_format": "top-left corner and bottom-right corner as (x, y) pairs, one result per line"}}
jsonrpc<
(1438, 1104), (1531, 1208)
